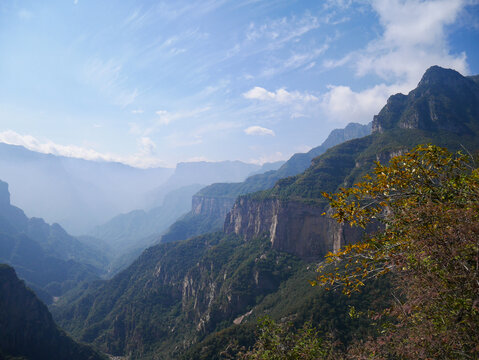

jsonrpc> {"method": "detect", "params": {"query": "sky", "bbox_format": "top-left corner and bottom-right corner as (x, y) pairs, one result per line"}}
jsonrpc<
(0, 0), (478, 168)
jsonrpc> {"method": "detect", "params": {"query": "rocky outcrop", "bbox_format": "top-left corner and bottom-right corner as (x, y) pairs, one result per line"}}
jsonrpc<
(191, 195), (235, 219)
(224, 197), (365, 261)
(372, 66), (479, 134)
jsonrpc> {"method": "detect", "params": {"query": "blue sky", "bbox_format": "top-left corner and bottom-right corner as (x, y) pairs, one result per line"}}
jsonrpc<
(0, 0), (478, 168)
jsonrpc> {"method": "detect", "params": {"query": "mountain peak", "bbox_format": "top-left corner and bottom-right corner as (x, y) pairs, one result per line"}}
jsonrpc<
(372, 66), (479, 134)
(417, 65), (465, 87)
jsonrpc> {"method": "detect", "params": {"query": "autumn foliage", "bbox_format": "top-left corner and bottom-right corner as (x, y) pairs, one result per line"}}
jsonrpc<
(317, 145), (479, 359)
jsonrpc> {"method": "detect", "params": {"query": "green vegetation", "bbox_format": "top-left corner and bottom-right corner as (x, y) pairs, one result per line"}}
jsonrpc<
(160, 212), (225, 243)
(0, 264), (106, 360)
(246, 145), (479, 359)
(316, 145), (479, 359)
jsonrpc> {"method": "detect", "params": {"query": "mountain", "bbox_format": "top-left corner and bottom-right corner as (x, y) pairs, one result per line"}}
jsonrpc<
(0, 143), (173, 234)
(90, 184), (204, 253)
(246, 160), (285, 176)
(0, 264), (105, 360)
(144, 160), (263, 209)
(89, 162), (283, 269)
(52, 66), (479, 359)
(160, 122), (371, 244)
(225, 66), (479, 260)
(0, 179), (106, 303)
(87, 184), (205, 275)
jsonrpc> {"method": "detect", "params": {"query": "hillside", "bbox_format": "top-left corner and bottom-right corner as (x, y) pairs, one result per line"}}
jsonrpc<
(90, 184), (204, 254)
(0, 264), (105, 360)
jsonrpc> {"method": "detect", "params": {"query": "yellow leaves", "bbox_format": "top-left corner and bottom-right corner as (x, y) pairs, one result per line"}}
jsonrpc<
(315, 145), (479, 296)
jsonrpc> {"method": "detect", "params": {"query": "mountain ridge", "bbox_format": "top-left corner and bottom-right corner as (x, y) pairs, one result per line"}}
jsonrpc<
(160, 122), (371, 244)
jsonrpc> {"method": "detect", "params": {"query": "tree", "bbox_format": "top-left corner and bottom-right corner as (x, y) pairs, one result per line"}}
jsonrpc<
(242, 317), (340, 360)
(315, 145), (479, 359)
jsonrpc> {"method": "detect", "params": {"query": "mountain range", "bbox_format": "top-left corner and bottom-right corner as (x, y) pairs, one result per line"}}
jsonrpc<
(0, 146), (267, 234)
(160, 122), (371, 244)
(0, 180), (107, 304)
(48, 66), (479, 359)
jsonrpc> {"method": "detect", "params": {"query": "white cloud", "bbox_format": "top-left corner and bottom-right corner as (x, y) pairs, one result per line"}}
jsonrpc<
(138, 137), (156, 156)
(244, 126), (275, 136)
(321, 83), (408, 124)
(319, 0), (472, 125)
(246, 13), (320, 48)
(0, 130), (169, 169)
(261, 45), (329, 77)
(325, 0), (470, 85)
(131, 109), (144, 114)
(356, 0), (469, 83)
(243, 87), (318, 103)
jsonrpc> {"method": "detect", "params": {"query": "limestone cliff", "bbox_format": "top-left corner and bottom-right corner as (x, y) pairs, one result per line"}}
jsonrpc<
(224, 197), (364, 260)
(191, 195), (235, 219)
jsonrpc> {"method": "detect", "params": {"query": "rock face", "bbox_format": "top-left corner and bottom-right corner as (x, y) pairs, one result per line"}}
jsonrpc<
(162, 121), (371, 245)
(191, 195), (236, 219)
(224, 197), (364, 260)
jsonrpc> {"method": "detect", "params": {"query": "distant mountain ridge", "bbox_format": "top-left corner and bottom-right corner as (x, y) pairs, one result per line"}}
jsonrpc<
(143, 160), (270, 209)
(0, 143), (276, 235)
(0, 179), (106, 303)
(0, 143), (173, 234)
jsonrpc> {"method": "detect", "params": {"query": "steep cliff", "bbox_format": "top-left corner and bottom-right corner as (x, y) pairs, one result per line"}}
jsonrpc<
(191, 195), (236, 218)
(224, 197), (365, 260)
